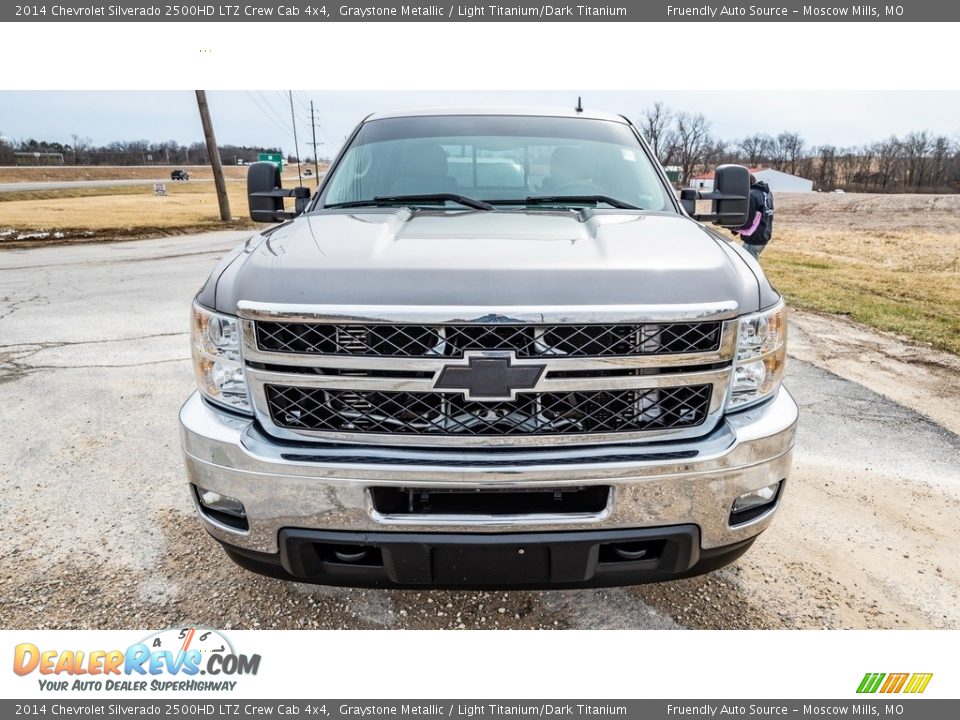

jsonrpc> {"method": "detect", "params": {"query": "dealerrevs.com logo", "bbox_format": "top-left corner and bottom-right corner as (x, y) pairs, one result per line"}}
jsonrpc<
(13, 628), (261, 693)
(857, 673), (933, 694)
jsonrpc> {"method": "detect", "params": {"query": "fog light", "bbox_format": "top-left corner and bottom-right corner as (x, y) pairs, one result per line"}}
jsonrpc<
(730, 481), (782, 525)
(198, 488), (245, 516)
(194, 486), (248, 530)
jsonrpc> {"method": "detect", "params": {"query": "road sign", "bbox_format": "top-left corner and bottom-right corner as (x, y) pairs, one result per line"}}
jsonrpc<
(258, 152), (283, 169)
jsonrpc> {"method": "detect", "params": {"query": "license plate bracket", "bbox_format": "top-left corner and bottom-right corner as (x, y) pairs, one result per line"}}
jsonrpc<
(432, 544), (550, 585)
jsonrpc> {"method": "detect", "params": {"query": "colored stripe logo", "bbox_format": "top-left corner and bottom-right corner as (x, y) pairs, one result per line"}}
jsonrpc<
(857, 673), (933, 694)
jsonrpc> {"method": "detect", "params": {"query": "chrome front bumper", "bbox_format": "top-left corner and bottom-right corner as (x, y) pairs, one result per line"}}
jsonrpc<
(179, 387), (798, 555)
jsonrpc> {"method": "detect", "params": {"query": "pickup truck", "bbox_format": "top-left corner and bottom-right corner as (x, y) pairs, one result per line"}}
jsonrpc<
(180, 107), (797, 589)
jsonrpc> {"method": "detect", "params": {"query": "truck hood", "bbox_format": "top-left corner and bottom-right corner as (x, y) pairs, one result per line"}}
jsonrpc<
(214, 209), (761, 313)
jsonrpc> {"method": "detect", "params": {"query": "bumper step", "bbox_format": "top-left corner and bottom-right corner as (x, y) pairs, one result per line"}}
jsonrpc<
(217, 526), (756, 589)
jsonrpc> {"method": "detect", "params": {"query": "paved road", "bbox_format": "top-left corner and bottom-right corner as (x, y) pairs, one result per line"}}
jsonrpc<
(1, 232), (958, 629)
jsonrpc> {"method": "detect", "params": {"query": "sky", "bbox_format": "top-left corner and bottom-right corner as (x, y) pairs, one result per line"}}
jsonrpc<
(2, 90), (959, 157)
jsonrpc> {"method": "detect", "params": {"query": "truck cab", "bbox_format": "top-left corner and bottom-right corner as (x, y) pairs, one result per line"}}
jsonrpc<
(180, 108), (797, 588)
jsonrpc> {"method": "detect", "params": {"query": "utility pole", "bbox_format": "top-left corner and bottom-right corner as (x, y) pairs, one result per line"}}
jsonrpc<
(309, 101), (322, 186)
(288, 91), (303, 188)
(195, 90), (231, 222)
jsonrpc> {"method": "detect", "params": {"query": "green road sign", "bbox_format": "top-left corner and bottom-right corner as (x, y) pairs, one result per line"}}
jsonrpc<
(258, 152), (283, 169)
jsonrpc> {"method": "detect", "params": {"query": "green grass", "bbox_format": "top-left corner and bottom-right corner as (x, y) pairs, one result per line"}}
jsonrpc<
(765, 249), (960, 355)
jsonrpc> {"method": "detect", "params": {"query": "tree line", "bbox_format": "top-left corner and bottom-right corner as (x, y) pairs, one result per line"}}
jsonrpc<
(0, 136), (290, 167)
(4, 112), (960, 192)
(640, 102), (960, 193)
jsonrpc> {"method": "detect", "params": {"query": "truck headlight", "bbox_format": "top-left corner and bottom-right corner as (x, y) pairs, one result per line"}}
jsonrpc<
(727, 301), (787, 411)
(192, 302), (251, 413)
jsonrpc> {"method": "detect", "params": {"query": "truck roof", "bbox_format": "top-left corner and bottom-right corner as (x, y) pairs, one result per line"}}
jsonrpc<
(363, 106), (630, 124)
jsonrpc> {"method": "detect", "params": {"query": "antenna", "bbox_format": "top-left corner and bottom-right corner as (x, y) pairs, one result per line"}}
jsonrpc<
(575, 96), (584, 113)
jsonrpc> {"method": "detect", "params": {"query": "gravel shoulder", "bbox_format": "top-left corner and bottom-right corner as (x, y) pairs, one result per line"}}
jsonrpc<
(1, 232), (959, 630)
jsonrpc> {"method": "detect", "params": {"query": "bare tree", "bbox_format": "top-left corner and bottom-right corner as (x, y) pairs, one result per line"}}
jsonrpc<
(777, 132), (805, 175)
(673, 112), (715, 183)
(929, 136), (952, 191)
(69, 134), (91, 165)
(816, 145), (838, 190)
(872, 137), (900, 191)
(0, 131), (13, 165)
(737, 133), (773, 167)
(901, 131), (932, 189)
(640, 102), (675, 165)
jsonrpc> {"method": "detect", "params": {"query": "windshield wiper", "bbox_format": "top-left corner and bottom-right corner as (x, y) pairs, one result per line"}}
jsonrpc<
(487, 195), (640, 210)
(326, 193), (495, 211)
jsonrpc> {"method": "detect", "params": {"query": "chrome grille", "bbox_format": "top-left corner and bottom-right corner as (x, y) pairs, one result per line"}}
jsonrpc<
(265, 385), (713, 437)
(255, 321), (722, 358)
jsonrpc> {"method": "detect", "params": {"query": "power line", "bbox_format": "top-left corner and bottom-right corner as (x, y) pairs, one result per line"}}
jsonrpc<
(256, 91), (294, 134)
(246, 91), (291, 138)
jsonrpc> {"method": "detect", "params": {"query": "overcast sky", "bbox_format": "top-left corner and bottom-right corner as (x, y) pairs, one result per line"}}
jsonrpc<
(2, 90), (959, 156)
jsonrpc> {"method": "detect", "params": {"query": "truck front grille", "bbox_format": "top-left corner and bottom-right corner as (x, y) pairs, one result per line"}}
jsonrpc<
(265, 384), (712, 437)
(255, 321), (722, 358)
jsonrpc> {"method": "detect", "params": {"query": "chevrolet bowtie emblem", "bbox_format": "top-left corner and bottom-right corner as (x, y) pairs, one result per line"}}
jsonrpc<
(434, 353), (546, 401)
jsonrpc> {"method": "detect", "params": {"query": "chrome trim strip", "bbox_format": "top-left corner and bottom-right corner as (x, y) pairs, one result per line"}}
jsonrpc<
(364, 487), (614, 527)
(236, 300), (740, 324)
(368, 509), (613, 527)
(246, 365), (731, 394)
(239, 318), (738, 368)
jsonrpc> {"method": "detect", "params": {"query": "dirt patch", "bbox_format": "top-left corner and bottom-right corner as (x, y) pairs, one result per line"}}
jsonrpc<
(0, 222), (255, 250)
(775, 192), (960, 236)
(790, 308), (960, 436)
(0, 512), (659, 630)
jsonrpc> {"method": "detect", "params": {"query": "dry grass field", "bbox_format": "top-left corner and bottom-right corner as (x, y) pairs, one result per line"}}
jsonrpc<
(763, 193), (960, 355)
(0, 182), (256, 236)
(0, 164), (253, 183)
(0, 166), (322, 240)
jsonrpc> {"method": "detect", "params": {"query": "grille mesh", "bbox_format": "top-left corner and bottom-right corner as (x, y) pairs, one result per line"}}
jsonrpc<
(265, 384), (713, 437)
(255, 322), (722, 358)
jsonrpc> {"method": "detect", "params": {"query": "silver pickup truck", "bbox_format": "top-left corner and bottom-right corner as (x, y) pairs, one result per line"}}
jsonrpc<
(179, 107), (797, 589)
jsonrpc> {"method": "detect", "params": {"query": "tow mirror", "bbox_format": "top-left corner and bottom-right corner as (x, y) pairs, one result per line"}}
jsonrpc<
(680, 164), (750, 227)
(247, 161), (310, 223)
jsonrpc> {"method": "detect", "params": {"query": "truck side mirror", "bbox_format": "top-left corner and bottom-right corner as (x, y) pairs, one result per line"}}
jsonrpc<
(248, 162), (284, 222)
(682, 164), (750, 227)
(711, 165), (750, 227)
(247, 161), (311, 223)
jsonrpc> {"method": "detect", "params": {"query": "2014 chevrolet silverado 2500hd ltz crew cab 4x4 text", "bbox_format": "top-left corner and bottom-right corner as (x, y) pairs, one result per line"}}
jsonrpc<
(179, 107), (797, 589)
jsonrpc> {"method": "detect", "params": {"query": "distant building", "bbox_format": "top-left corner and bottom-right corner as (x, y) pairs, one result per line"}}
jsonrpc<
(689, 167), (814, 193)
(14, 151), (64, 166)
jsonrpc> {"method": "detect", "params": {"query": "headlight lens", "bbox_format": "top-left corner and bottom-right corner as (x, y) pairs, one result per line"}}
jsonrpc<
(727, 301), (787, 410)
(192, 303), (251, 413)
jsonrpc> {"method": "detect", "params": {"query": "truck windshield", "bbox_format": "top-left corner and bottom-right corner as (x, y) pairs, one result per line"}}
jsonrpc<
(320, 115), (674, 211)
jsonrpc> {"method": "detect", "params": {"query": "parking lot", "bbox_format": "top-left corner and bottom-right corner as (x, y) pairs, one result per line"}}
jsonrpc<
(1, 231), (959, 629)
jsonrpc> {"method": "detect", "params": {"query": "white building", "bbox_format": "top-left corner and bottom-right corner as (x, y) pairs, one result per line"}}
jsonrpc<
(688, 167), (814, 193)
